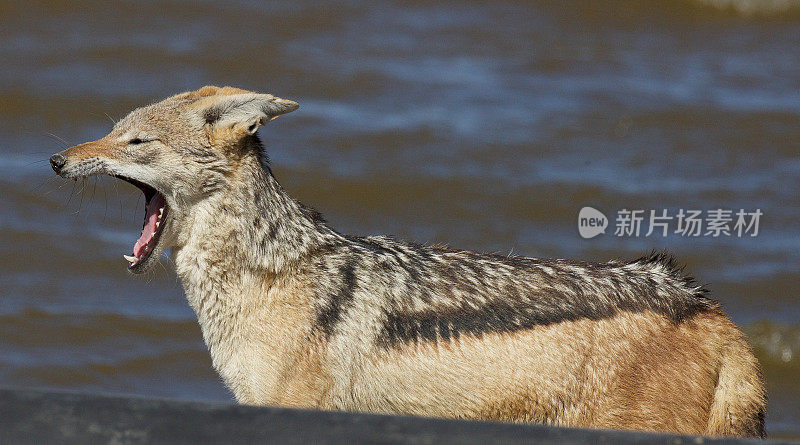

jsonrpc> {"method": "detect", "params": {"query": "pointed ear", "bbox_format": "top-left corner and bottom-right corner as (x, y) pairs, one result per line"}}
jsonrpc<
(196, 92), (299, 135)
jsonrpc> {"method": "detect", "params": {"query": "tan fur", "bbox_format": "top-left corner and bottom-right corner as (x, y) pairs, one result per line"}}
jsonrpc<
(337, 310), (758, 436)
(60, 138), (117, 162)
(51, 86), (766, 438)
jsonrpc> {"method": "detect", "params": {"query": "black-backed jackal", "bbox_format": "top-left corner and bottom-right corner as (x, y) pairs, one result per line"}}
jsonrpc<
(50, 86), (766, 437)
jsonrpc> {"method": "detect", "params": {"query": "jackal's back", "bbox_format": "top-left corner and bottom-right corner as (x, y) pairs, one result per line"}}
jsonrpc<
(311, 239), (715, 347)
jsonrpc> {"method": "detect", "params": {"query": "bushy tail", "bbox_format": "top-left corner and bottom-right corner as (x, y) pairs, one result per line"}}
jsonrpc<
(706, 336), (767, 438)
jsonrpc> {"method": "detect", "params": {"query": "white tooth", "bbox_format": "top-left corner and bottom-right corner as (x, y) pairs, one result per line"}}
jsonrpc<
(159, 208), (164, 216)
(152, 231), (157, 236)
(155, 222), (160, 228)
(123, 255), (137, 263)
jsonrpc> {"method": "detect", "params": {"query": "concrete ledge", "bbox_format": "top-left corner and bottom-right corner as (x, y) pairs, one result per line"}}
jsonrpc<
(0, 387), (791, 444)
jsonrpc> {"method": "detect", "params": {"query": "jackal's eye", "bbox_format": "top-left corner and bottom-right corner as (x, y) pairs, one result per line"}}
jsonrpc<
(129, 138), (145, 145)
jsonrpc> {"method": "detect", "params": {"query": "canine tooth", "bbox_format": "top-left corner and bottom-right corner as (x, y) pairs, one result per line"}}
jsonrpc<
(123, 255), (137, 263)
(155, 222), (160, 228)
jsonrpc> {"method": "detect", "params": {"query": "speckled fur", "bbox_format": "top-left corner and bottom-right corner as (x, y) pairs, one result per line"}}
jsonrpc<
(51, 86), (766, 438)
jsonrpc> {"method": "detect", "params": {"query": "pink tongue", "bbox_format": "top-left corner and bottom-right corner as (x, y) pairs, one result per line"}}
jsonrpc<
(133, 193), (165, 258)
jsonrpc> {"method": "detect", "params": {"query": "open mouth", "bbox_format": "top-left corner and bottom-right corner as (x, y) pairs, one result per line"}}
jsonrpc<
(113, 175), (169, 270)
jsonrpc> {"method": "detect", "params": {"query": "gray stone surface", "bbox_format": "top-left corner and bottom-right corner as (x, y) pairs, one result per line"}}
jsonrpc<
(0, 387), (791, 444)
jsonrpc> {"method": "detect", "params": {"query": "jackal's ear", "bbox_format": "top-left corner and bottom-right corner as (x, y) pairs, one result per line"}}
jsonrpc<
(197, 92), (299, 136)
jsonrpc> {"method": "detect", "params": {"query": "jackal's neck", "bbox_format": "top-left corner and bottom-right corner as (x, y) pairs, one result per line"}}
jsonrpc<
(172, 146), (342, 311)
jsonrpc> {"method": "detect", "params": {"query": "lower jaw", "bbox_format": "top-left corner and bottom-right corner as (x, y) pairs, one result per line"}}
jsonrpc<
(127, 240), (163, 273)
(125, 199), (169, 271)
(128, 228), (170, 273)
(128, 256), (153, 273)
(126, 226), (169, 274)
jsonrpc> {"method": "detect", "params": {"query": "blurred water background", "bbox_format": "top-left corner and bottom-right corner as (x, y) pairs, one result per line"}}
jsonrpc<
(0, 0), (798, 438)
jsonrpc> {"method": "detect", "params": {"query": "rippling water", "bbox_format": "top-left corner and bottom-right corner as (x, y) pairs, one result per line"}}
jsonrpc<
(1, 0), (798, 438)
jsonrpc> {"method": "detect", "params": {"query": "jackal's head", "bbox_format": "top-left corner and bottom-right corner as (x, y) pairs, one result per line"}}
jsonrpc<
(49, 86), (299, 273)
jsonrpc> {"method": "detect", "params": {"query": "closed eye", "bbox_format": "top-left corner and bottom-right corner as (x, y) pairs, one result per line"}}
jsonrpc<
(129, 138), (157, 145)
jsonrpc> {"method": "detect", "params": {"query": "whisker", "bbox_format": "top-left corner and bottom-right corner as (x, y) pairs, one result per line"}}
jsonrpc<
(157, 257), (171, 277)
(103, 112), (117, 126)
(89, 176), (98, 207)
(65, 180), (78, 208)
(55, 179), (73, 191)
(73, 192), (83, 215)
(45, 133), (70, 148)
(116, 180), (124, 221)
(103, 178), (109, 223)
(34, 176), (62, 194)
(73, 177), (88, 215)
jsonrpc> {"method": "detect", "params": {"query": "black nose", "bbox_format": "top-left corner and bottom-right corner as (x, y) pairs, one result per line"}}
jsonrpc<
(49, 153), (66, 173)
